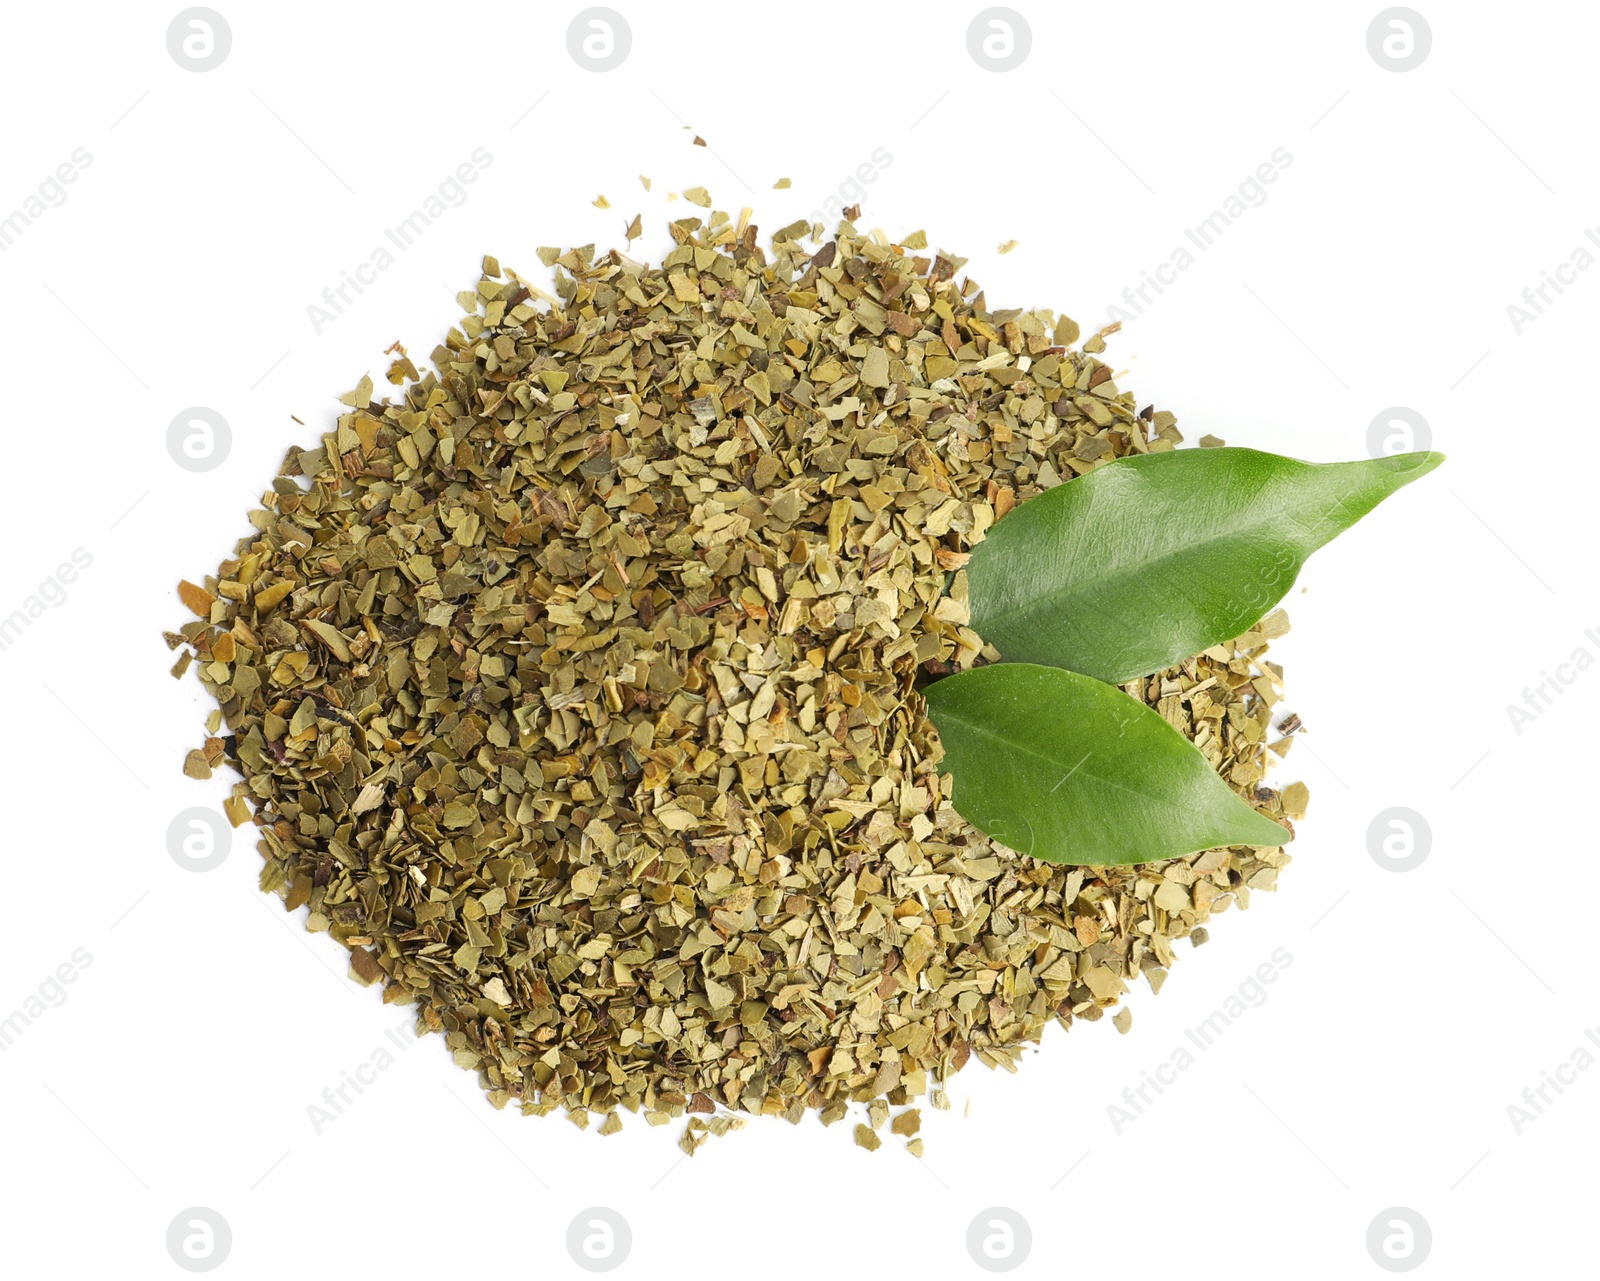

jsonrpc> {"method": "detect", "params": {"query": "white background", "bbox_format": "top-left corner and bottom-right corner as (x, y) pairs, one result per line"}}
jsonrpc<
(0, 1), (1591, 1276)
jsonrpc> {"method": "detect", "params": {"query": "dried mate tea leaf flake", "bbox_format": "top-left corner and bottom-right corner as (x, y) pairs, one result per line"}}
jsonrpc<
(177, 580), (215, 618)
(1280, 781), (1310, 819)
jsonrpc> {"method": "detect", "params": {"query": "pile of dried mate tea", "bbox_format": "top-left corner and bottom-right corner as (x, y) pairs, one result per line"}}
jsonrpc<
(169, 201), (1307, 1152)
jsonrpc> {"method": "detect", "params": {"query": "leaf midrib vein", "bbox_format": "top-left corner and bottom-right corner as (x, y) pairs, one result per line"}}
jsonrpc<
(934, 696), (1281, 845)
(934, 701), (1178, 810)
(973, 486), (1342, 636)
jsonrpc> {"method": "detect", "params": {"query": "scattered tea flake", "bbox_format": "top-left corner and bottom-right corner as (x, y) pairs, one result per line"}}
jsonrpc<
(1083, 966), (1126, 1001)
(598, 1112), (623, 1136)
(860, 345), (890, 388)
(639, 174), (651, 190)
(854, 1124), (882, 1152)
(773, 177), (791, 189)
(998, 239), (1018, 254)
(177, 580), (215, 618)
(891, 1109), (921, 1137)
(593, 194), (610, 209)
(901, 229), (927, 249)
(1113, 1007), (1133, 1034)
(351, 781), (387, 815)
(906, 1138), (925, 1158)
(683, 185), (711, 207)
(1280, 781), (1310, 819)
(338, 373), (374, 409)
(349, 947), (384, 986)
(182, 749), (212, 780)
(1199, 434), (1227, 448)
(301, 618), (352, 661)
(252, 579), (294, 612)
(624, 213), (642, 241)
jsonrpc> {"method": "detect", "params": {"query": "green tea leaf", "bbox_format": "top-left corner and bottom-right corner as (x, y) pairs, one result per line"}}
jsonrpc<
(967, 447), (1444, 683)
(923, 663), (1290, 865)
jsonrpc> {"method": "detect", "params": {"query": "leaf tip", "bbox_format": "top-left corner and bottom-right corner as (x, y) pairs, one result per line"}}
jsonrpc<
(1248, 811), (1293, 847)
(1376, 449), (1446, 481)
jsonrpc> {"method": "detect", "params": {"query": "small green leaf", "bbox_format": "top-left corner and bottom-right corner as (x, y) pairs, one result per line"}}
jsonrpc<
(923, 663), (1289, 865)
(968, 447), (1444, 683)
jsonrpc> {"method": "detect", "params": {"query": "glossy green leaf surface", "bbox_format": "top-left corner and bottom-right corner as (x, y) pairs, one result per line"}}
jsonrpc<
(923, 663), (1291, 865)
(967, 447), (1444, 684)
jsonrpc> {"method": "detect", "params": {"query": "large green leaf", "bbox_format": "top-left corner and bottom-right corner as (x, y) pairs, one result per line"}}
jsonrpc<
(923, 663), (1290, 865)
(966, 447), (1444, 684)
